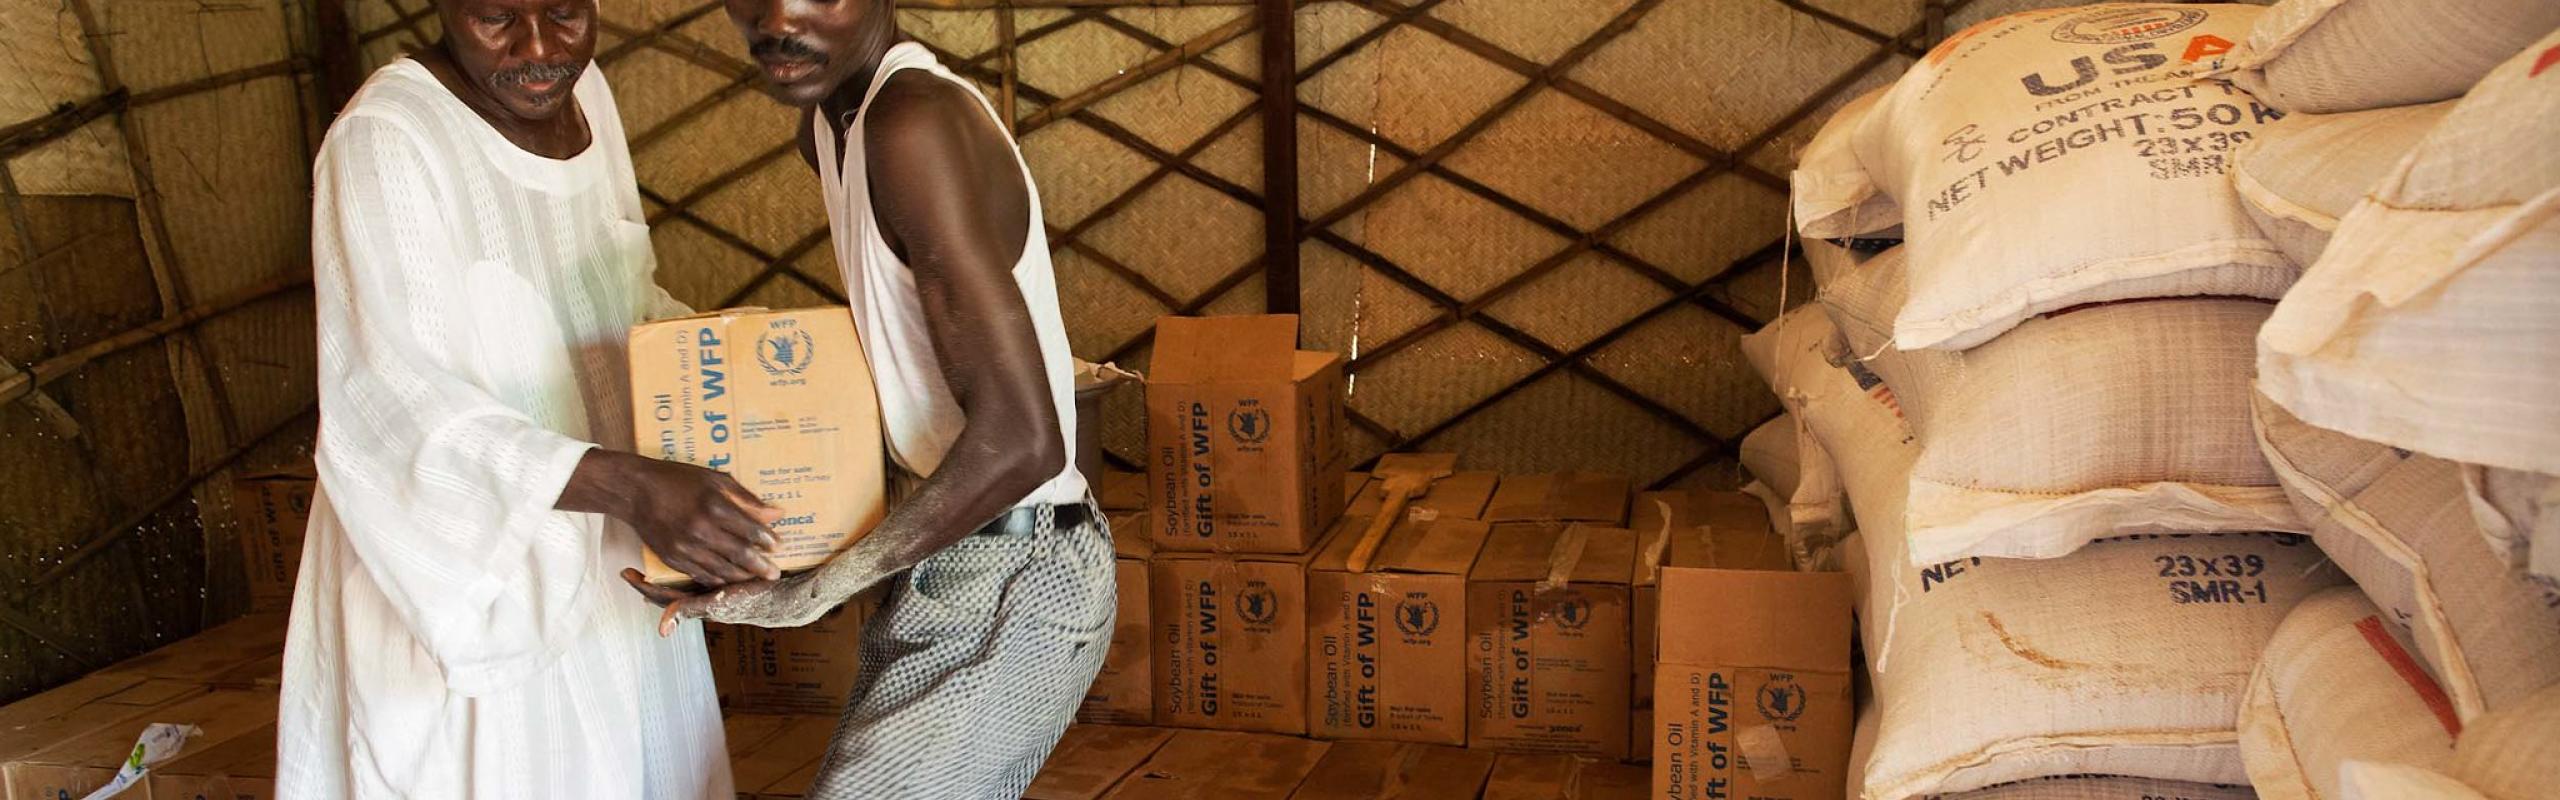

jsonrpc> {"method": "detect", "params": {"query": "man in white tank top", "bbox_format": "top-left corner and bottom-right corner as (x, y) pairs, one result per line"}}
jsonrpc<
(623, 1), (1117, 796)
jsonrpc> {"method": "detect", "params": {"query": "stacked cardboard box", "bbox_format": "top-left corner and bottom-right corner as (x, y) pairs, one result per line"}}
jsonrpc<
(234, 473), (313, 612)
(1649, 568), (1853, 800)
(1628, 489), (1793, 763)
(1093, 729), (1332, 798)
(1482, 474), (1632, 527)
(705, 597), (877, 716)
(727, 715), (840, 799)
(1143, 315), (1352, 737)
(1025, 725), (1178, 800)
(1152, 545), (1323, 735)
(1482, 753), (1649, 800)
(1304, 468), (1499, 745)
(0, 613), (288, 800)
(1289, 740), (1496, 798)
(3, 688), (281, 799)
(147, 721), (278, 799)
(1082, 507), (1154, 725)
(1466, 522), (1639, 760)
(1145, 314), (1348, 557)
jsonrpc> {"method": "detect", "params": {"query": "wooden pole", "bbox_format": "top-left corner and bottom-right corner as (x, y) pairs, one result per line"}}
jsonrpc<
(1257, 0), (1300, 317)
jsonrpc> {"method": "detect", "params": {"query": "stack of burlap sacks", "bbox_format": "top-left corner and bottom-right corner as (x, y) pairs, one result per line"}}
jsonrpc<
(1747, 2), (2559, 799)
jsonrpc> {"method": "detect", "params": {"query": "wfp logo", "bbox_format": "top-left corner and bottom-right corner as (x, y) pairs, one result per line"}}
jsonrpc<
(1550, 591), (1592, 631)
(757, 329), (816, 376)
(1237, 584), (1279, 625)
(1757, 678), (1806, 722)
(1227, 407), (1272, 445)
(1394, 599), (1439, 637)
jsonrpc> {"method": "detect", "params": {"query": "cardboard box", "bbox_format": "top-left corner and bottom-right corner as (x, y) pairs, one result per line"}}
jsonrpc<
(723, 714), (799, 757)
(704, 622), (756, 710)
(233, 473), (312, 611)
(1083, 510), (1155, 725)
(1651, 569), (1854, 800)
(1102, 730), (1332, 799)
(1101, 471), (1150, 512)
(206, 653), (283, 691)
(730, 599), (874, 716)
(757, 758), (824, 800)
(1305, 515), (1494, 745)
(1339, 469), (1498, 521)
(728, 715), (839, 799)
(1484, 474), (1632, 525)
(3, 689), (278, 800)
(0, 676), (205, 762)
(1151, 545), (1321, 734)
(1287, 741), (1496, 799)
(146, 723), (275, 800)
(1483, 754), (1650, 800)
(1145, 315), (1348, 554)
(628, 307), (889, 585)
(1026, 726), (1178, 800)
(1631, 490), (1791, 763)
(99, 613), (287, 683)
(1467, 524), (1636, 759)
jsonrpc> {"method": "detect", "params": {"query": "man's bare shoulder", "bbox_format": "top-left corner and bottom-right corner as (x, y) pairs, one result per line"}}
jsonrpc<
(860, 70), (1014, 179)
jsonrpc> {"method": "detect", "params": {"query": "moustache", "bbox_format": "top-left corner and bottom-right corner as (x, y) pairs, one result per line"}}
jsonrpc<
(750, 36), (824, 64)
(494, 61), (582, 88)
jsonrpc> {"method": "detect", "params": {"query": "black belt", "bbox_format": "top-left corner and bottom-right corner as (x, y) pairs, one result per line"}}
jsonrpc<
(972, 502), (1093, 537)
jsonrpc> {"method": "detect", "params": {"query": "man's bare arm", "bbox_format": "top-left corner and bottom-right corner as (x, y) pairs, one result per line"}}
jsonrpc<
(626, 73), (1063, 629)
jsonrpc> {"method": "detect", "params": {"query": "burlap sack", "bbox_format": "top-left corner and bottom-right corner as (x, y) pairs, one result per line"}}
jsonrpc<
(1794, 87), (1901, 240)
(2336, 683), (2560, 800)
(1816, 241), (2299, 563)
(2232, 101), (2451, 265)
(2253, 391), (2560, 722)
(1815, 4), (2293, 350)
(2257, 28), (2560, 475)
(2238, 587), (2460, 800)
(1746, 308), (2342, 800)
(2215, 0), (2560, 113)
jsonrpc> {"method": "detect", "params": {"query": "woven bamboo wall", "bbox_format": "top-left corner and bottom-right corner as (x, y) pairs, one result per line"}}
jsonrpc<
(0, 0), (324, 701)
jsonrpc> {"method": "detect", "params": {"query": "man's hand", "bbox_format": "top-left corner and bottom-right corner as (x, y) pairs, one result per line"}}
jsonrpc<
(622, 569), (817, 635)
(559, 450), (783, 586)
(617, 519), (923, 635)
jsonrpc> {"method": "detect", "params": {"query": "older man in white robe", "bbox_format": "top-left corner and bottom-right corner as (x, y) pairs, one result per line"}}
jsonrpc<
(281, 0), (779, 796)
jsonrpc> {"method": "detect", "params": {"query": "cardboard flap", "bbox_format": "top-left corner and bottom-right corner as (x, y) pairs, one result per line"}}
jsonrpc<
(1291, 350), (1340, 381)
(1418, 471), (1501, 519)
(1290, 741), (1497, 800)
(1106, 510), (1153, 559)
(1656, 567), (1852, 669)
(1486, 473), (1633, 523)
(1114, 731), (1332, 797)
(1483, 754), (1650, 800)
(1377, 518), (1495, 575)
(1025, 726), (1177, 800)
(1474, 523), (1635, 584)
(1150, 315), (1300, 382)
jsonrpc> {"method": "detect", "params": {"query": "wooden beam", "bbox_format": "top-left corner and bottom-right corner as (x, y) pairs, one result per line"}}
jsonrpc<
(1258, 0), (1300, 316)
(0, 276), (312, 407)
(997, 3), (1020, 129)
(314, 0), (367, 116)
(0, 90), (127, 161)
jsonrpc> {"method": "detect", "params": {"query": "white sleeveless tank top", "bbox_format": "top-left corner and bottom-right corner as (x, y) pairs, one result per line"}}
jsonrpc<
(813, 42), (1086, 508)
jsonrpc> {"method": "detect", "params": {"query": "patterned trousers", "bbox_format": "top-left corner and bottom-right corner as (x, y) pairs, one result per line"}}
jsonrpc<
(808, 504), (1117, 799)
